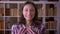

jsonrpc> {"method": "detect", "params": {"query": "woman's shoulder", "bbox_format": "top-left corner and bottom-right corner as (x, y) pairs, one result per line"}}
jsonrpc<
(12, 24), (17, 27)
(11, 24), (18, 29)
(12, 24), (25, 29)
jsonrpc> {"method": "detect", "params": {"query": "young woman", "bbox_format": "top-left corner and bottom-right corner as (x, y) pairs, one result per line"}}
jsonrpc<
(11, 1), (45, 34)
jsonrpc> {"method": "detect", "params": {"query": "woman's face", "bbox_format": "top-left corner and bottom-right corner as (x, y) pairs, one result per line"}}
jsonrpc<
(23, 4), (35, 21)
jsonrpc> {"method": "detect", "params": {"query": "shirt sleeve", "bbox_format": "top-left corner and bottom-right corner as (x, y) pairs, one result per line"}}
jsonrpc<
(38, 24), (45, 34)
(11, 25), (17, 34)
(41, 27), (45, 34)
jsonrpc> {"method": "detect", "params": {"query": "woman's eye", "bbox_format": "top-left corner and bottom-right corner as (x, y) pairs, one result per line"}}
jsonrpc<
(30, 9), (34, 11)
(31, 9), (35, 12)
(24, 9), (35, 12)
(24, 9), (28, 12)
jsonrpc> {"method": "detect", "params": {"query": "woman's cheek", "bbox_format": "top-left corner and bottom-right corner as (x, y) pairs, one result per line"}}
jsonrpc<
(32, 12), (35, 18)
(24, 12), (27, 18)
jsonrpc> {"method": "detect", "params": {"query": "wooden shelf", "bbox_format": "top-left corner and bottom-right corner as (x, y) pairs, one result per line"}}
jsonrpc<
(0, 1), (58, 4)
(0, 1), (59, 34)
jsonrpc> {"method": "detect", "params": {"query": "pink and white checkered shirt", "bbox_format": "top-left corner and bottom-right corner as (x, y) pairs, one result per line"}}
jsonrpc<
(11, 24), (45, 34)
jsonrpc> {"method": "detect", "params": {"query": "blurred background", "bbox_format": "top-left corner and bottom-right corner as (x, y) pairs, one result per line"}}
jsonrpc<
(0, 0), (60, 34)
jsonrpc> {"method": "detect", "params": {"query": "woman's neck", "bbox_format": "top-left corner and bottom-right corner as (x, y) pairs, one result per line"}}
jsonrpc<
(26, 20), (32, 27)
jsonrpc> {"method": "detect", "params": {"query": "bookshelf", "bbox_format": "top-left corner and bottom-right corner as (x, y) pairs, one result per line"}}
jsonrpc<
(0, 0), (59, 34)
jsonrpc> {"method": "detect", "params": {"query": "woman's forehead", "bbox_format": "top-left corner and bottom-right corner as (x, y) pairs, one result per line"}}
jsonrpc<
(24, 4), (34, 7)
(23, 4), (35, 9)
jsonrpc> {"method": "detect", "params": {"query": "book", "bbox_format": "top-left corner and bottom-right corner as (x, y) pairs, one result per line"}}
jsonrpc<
(9, 4), (17, 8)
(46, 4), (55, 16)
(0, 8), (4, 16)
(46, 4), (50, 16)
(38, 8), (44, 16)
(13, 8), (18, 16)
(5, 8), (10, 16)
(53, 7), (57, 16)
(0, 20), (4, 29)
(50, 21), (56, 29)
(45, 22), (49, 29)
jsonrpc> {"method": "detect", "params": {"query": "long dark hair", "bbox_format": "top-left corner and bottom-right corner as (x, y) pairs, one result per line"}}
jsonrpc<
(20, 1), (38, 26)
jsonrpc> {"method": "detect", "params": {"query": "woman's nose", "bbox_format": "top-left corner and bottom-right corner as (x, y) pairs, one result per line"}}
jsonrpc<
(28, 10), (31, 15)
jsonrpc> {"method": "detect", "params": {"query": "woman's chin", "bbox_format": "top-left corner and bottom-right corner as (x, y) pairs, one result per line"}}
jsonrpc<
(26, 18), (32, 21)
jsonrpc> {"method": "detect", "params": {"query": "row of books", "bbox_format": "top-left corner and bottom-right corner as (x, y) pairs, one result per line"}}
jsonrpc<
(0, 17), (57, 29)
(0, 19), (57, 34)
(5, 8), (18, 16)
(5, 4), (17, 8)
(46, 4), (57, 16)
(0, 4), (57, 16)
(45, 21), (56, 29)
(0, 8), (56, 16)
(0, 17), (42, 29)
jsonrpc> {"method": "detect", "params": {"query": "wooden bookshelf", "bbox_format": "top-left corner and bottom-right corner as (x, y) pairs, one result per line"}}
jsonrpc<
(5, 8), (11, 16)
(12, 8), (18, 16)
(45, 21), (56, 29)
(36, 4), (44, 17)
(0, 3), (4, 16)
(5, 3), (18, 16)
(0, 20), (4, 29)
(0, 8), (4, 16)
(0, 0), (59, 34)
(0, 17), (4, 29)
(46, 4), (57, 16)
(5, 17), (17, 29)
(45, 17), (57, 34)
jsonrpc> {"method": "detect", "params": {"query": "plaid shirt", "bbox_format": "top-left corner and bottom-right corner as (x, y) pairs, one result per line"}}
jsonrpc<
(11, 24), (45, 34)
